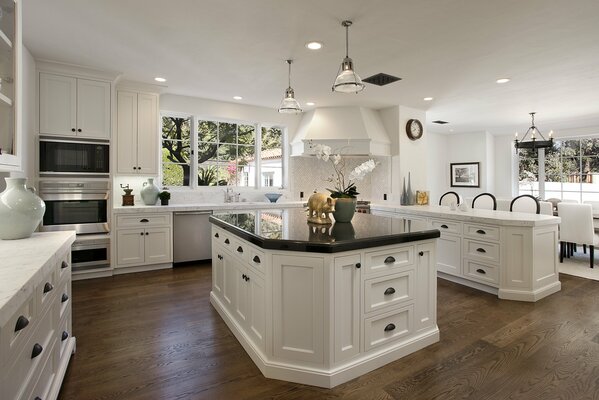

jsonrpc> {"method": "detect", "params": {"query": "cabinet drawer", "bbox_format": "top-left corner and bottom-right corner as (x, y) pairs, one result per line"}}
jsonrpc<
(464, 239), (500, 264)
(464, 259), (499, 285)
(23, 339), (57, 400)
(58, 280), (71, 322)
(364, 304), (413, 351)
(364, 270), (414, 314)
(463, 223), (500, 242)
(248, 246), (266, 275)
(37, 268), (58, 317)
(0, 292), (36, 366)
(116, 213), (171, 228)
(364, 245), (414, 276)
(230, 237), (249, 264)
(431, 219), (462, 235)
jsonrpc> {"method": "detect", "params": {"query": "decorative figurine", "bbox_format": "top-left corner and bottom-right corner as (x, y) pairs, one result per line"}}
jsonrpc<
(120, 184), (134, 206)
(306, 192), (336, 224)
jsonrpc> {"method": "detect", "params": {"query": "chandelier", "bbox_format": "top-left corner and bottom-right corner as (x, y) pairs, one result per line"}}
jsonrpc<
(514, 112), (554, 151)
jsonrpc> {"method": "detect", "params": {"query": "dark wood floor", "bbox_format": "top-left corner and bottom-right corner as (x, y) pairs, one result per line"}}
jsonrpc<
(58, 265), (599, 400)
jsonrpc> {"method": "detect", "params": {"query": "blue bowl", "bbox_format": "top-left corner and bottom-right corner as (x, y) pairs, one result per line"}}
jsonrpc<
(265, 193), (283, 203)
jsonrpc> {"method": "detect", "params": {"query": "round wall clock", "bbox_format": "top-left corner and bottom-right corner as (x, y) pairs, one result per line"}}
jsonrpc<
(406, 119), (423, 141)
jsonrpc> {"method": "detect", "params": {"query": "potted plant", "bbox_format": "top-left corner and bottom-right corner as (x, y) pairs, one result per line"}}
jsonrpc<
(158, 191), (171, 206)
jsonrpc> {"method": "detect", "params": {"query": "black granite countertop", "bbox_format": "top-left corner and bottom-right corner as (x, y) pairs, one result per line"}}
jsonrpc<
(209, 209), (440, 253)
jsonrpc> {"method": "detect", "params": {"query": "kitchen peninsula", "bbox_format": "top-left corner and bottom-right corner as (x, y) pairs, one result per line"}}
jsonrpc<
(209, 209), (440, 388)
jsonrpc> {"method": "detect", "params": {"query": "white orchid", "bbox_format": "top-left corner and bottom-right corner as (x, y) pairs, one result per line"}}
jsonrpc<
(331, 154), (341, 165)
(349, 159), (377, 181)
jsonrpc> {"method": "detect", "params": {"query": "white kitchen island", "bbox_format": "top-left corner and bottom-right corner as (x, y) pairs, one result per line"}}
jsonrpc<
(371, 204), (561, 302)
(209, 209), (441, 388)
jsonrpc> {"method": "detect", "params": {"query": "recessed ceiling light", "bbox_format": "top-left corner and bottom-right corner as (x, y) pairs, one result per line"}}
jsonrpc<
(305, 41), (323, 50)
(496, 78), (510, 84)
(233, 96), (243, 100)
(423, 97), (434, 101)
(154, 77), (166, 82)
(306, 102), (315, 106)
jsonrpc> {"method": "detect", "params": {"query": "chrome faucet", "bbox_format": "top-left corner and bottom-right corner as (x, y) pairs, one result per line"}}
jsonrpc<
(223, 187), (233, 203)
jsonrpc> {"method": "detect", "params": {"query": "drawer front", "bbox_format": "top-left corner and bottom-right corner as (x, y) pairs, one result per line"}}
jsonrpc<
(230, 237), (249, 264)
(364, 245), (414, 276)
(0, 292), (36, 366)
(23, 339), (57, 400)
(431, 219), (462, 235)
(364, 304), (414, 351)
(364, 270), (414, 314)
(248, 246), (266, 275)
(58, 280), (71, 322)
(463, 223), (500, 242)
(116, 213), (171, 228)
(58, 311), (72, 360)
(464, 259), (499, 285)
(464, 239), (500, 264)
(37, 268), (58, 317)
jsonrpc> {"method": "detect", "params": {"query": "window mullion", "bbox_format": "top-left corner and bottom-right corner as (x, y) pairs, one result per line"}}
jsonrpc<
(256, 123), (262, 188)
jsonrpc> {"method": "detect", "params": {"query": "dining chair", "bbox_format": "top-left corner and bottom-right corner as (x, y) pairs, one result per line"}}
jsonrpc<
(471, 193), (497, 210)
(557, 203), (599, 268)
(545, 198), (561, 216)
(510, 194), (540, 214)
(583, 201), (599, 231)
(539, 201), (553, 216)
(439, 191), (460, 207)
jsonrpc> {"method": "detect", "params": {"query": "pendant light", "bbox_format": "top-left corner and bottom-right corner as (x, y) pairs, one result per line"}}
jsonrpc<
(332, 20), (365, 93)
(278, 59), (302, 114)
(514, 112), (554, 151)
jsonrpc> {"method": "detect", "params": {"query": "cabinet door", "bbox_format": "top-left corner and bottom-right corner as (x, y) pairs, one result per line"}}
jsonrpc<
(234, 264), (249, 325)
(39, 73), (77, 136)
(272, 254), (324, 364)
(77, 79), (111, 139)
(222, 252), (237, 313)
(136, 93), (158, 175)
(247, 269), (266, 351)
(437, 234), (461, 276)
(415, 242), (436, 332)
(116, 91), (138, 174)
(116, 229), (145, 266)
(144, 227), (172, 265)
(212, 246), (224, 299)
(333, 253), (361, 362)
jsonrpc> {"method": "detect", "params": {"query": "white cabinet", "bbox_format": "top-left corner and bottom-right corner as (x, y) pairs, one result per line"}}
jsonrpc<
(115, 213), (172, 269)
(39, 73), (111, 139)
(333, 253), (361, 362)
(116, 90), (159, 175)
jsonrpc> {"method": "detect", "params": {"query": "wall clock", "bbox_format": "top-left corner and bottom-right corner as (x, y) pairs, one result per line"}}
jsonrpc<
(406, 119), (423, 141)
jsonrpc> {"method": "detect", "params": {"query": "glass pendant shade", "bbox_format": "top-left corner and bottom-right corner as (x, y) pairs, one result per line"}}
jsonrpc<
(278, 59), (302, 114)
(333, 57), (365, 93)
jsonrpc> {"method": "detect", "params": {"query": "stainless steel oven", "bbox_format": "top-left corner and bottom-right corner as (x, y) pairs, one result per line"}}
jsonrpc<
(39, 181), (111, 234)
(71, 234), (111, 272)
(39, 137), (110, 178)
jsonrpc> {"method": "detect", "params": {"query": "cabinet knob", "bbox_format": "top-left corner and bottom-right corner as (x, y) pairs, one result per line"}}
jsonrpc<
(140, 218), (149, 223)
(224, 239), (230, 244)
(61, 293), (69, 303)
(253, 255), (261, 264)
(384, 256), (395, 264)
(384, 287), (396, 295)
(138, 167), (141, 170)
(62, 331), (69, 341)
(43, 282), (53, 294)
(217, 254), (223, 260)
(242, 274), (247, 280)
(476, 268), (487, 274)
(145, 232), (149, 235)
(34, 397), (42, 400)
(237, 246), (243, 253)
(476, 248), (486, 253)
(384, 323), (396, 332)
(246, 275), (250, 282)
(355, 262), (361, 269)
(419, 251), (424, 256)
(77, 128), (82, 132)
(214, 233), (219, 238)
(476, 229), (486, 235)
(133, 166), (137, 170)
(440, 224), (448, 229)
(140, 232), (144, 236)
(31, 343), (43, 359)
(71, 128), (76, 132)
(14, 315), (29, 332)
(61, 261), (68, 269)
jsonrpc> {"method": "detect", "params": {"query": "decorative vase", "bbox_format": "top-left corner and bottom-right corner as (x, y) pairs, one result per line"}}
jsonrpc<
(401, 177), (407, 205)
(332, 198), (357, 223)
(407, 172), (414, 205)
(141, 178), (160, 205)
(161, 198), (169, 206)
(0, 178), (46, 240)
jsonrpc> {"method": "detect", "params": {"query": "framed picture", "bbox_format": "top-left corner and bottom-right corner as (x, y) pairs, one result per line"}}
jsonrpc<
(450, 162), (480, 188)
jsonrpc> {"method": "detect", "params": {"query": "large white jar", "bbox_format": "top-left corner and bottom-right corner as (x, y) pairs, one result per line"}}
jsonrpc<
(0, 178), (46, 240)
(141, 178), (160, 205)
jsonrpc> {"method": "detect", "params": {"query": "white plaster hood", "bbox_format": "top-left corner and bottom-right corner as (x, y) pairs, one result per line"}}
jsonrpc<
(290, 107), (391, 156)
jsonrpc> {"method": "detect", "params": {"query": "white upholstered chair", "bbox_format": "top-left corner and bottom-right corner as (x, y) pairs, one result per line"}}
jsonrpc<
(439, 191), (460, 207)
(510, 195), (540, 214)
(471, 193), (497, 210)
(557, 203), (599, 268)
(583, 201), (599, 231)
(539, 201), (553, 216)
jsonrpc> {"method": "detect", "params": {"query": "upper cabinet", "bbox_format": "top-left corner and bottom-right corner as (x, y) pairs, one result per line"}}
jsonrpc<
(116, 90), (159, 175)
(0, 0), (21, 170)
(39, 72), (111, 139)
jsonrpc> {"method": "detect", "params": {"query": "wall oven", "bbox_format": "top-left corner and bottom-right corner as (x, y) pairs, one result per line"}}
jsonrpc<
(71, 234), (111, 272)
(39, 181), (111, 234)
(39, 137), (110, 178)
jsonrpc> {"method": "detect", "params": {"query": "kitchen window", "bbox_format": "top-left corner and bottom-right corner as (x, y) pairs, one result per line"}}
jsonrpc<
(161, 114), (286, 188)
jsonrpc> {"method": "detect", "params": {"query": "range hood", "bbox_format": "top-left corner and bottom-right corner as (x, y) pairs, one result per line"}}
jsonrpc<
(290, 107), (391, 156)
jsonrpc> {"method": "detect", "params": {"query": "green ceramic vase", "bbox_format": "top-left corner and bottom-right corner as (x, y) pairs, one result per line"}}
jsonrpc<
(333, 198), (357, 223)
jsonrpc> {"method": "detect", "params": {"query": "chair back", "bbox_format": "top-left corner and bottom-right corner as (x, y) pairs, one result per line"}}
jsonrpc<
(558, 203), (594, 245)
(539, 201), (553, 216)
(471, 193), (497, 210)
(439, 191), (460, 207)
(510, 194), (540, 214)
(583, 201), (599, 212)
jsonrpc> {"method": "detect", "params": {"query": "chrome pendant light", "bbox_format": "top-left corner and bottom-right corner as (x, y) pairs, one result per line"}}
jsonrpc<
(278, 59), (302, 114)
(332, 20), (365, 93)
(514, 112), (554, 151)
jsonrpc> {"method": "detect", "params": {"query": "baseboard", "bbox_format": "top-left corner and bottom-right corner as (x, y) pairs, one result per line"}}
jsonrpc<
(499, 281), (561, 302)
(113, 263), (172, 275)
(437, 272), (499, 295)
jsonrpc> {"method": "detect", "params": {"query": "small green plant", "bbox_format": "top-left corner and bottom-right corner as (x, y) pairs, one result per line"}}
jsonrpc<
(158, 191), (171, 201)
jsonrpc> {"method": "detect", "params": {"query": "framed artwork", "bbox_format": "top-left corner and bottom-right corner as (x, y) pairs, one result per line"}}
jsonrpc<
(450, 162), (480, 188)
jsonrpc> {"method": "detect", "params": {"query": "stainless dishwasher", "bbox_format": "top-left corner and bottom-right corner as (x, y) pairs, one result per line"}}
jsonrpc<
(173, 211), (213, 263)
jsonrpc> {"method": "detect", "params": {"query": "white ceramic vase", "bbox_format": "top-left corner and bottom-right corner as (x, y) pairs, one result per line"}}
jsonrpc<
(141, 178), (160, 205)
(0, 178), (46, 240)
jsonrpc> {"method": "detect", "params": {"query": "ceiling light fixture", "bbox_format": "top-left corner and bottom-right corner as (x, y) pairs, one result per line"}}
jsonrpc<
(332, 20), (364, 93)
(306, 102), (315, 106)
(305, 41), (323, 50)
(496, 78), (510, 84)
(278, 59), (302, 114)
(423, 97), (434, 101)
(233, 96), (243, 100)
(154, 77), (166, 82)
(514, 112), (554, 151)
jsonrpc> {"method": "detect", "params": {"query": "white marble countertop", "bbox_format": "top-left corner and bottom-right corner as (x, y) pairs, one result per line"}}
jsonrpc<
(370, 203), (561, 227)
(113, 201), (306, 214)
(0, 231), (76, 326)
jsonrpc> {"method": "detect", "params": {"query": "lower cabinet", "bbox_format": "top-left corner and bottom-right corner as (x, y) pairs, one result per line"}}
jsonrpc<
(333, 253), (361, 362)
(115, 213), (173, 269)
(436, 233), (461, 276)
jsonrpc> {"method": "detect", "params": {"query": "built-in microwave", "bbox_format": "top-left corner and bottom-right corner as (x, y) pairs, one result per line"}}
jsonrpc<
(39, 137), (109, 177)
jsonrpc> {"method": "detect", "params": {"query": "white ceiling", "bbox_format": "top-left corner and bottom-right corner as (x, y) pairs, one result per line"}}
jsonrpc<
(23, 0), (599, 135)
